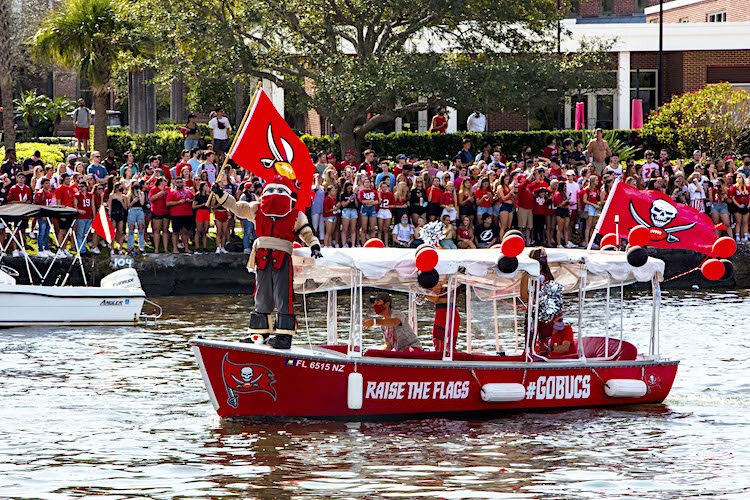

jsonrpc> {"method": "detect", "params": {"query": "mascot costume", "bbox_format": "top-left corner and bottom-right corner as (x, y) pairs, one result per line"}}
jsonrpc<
(213, 176), (321, 349)
(213, 87), (322, 350)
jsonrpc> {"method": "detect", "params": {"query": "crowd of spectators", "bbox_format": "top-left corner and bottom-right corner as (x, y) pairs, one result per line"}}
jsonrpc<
(1, 126), (749, 259)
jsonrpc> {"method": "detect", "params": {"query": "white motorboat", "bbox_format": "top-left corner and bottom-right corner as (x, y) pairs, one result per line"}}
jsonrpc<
(0, 204), (160, 327)
(0, 267), (150, 326)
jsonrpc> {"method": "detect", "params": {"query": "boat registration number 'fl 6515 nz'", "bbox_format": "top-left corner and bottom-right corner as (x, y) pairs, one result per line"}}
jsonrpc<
(525, 375), (591, 400)
(365, 381), (470, 400)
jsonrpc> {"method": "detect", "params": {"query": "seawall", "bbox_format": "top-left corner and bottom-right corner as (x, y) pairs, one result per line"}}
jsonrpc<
(2, 246), (748, 295)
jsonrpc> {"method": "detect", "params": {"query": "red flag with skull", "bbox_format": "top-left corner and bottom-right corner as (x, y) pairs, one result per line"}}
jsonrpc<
(221, 354), (277, 407)
(228, 88), (315, 210)
(596, 180), (719, 254)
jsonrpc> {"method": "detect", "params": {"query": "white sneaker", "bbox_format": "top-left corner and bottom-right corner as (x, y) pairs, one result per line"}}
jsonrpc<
(557, 244), (564, 248)
(566, 241), (576, 248)
(91, 247), (100, 254)
(215, 248), (221, 254)
(11, 249), (21, 258)
(64, 250), (73, 258)
(220, 247), (228, 254)
(194, 249), (201, 255)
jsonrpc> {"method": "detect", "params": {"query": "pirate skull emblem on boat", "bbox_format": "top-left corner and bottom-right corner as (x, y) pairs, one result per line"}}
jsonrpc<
(629, 200), (696, 243)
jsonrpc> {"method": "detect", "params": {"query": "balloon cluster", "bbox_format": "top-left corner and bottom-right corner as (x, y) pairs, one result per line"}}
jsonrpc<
(416, 244), (440, 289)
(496, 230), (526, 274)
(701, 236), (736, 281)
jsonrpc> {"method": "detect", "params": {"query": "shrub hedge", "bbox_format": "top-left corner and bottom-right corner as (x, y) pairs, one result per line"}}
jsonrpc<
(14, 127), (669, 165)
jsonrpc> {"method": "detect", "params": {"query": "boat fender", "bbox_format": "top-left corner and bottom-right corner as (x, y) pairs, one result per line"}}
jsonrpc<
(604, 379), (647, 398)
(347, 372), (363, 410)
(480, 383), (526, 402)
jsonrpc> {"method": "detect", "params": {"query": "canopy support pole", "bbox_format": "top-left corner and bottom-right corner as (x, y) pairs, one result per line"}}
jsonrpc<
(42, 225), (76, 284)
(493, 294), (500, 354)
(513, 296), (519, 353)
(650, 276), (661, 357)
(408, 292), (418, 335)
(577, 266), (587, 360)
(61, 222), (91, 287)
(347, 270), (363, 358)
(466, 285), (473, 353)
(326, 289), (338, 344)
(605, 278), (611, 357)
(1, 217), (41, 284)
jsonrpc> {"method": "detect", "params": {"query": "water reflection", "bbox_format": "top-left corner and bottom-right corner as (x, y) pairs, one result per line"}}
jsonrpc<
(0, 291), (749, 497)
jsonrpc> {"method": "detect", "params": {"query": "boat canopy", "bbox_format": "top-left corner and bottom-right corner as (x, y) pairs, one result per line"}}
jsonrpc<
(0, 203), (78, 220)
(291, 247), (664, 297)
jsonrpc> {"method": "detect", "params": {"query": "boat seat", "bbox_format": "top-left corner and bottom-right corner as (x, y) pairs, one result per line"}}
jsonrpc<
(318, 344), (349, 355)
(581, 336), (638, 361)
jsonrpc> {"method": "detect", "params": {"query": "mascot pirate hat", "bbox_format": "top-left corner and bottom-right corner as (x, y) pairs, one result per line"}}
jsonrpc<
(260, 175), (297, 218)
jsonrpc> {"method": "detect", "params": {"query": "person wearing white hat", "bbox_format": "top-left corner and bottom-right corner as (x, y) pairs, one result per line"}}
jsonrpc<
(65, 154), (78, 176)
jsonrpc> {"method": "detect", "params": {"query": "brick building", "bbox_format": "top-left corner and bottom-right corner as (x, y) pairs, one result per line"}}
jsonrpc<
(645, 0), (750, 23)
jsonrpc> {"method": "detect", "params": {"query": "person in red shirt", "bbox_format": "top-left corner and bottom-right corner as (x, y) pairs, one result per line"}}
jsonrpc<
(730, 176), (750, 242)
(358, 176), (378, 245)
(54, 173), (79, 256)
(322, 185), (339, 248)
(73, 182), (96, 254)
(149, 178), (170, 253)
(581, 176), (601, 246)
(7, 173), (33, 256)
(529, 168), (550, 246)
(34, 178), (57, 257)
(166, 177), (195, 254)
(515, 172), (534, 244)
(335, 149), (359, 172)
(542, 135), (558, 160)
(425, 177), (444, 222)
(440, 181), (457, 222)
(376, 182), (395, 246)
(474, 177), (495, 220)
(549, 319), (577, 357)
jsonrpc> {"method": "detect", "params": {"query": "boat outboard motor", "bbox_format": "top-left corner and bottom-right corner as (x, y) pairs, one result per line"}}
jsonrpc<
(100, 268), (142, 289)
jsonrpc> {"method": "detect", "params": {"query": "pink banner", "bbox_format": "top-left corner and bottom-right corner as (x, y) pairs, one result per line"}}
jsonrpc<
(631, 99), (644, 129)
(574, 102), (585, 130)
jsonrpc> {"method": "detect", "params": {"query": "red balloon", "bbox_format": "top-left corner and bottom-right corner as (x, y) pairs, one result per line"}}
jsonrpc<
(292, 241), (303, 249)
(363, 238), (385, 248)
(712, 236), (737, 259)
(415, 246), (439, 272)
(628, 225), (650, 247)
(500, 234), (525, 258)
(701, 259), (724, 281)
(600, 233), (618, 248)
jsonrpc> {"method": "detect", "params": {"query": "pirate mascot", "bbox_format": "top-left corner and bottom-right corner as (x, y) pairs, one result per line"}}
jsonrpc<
(212, 175), (321, 349)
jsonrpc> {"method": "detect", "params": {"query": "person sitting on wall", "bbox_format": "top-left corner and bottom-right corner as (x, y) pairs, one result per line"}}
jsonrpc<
(363, 292), (422, 352)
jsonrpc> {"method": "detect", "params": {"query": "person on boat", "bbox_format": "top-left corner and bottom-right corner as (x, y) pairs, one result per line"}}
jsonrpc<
(424, 282), (460, 353)
(212, 175), (322, 350)
(520, 247), (564, 354)
(549, 319), (577, 356)
(363, 292), (422, 352)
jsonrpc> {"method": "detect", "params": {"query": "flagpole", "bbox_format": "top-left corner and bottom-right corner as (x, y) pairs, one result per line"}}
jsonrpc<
(207, 81), (263, 207)
(587, 177), (620, 250)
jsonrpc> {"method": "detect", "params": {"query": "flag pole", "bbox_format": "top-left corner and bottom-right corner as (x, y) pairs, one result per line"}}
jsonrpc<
(208, 81), (263, 206)
(587, 177), (620, 250)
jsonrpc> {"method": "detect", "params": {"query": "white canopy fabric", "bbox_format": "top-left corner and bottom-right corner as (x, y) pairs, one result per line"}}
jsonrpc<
(290, 247), (664, 296)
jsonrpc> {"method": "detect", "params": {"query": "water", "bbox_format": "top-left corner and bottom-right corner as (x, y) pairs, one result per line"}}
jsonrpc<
(1, 290), (749, 498)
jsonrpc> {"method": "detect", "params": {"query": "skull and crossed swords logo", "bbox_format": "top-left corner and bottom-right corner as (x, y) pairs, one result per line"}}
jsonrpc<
(629, 199), (695, 243)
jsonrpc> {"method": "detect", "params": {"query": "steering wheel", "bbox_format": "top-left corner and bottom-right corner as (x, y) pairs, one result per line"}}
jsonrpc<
(0, 265), (20, 277)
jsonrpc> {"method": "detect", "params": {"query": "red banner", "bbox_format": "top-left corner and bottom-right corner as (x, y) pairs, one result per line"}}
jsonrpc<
(228, 88), (315, 210)
(596, 180), (718, 254)
(221, 354), (277, 407)
(91, 205), (114, 244)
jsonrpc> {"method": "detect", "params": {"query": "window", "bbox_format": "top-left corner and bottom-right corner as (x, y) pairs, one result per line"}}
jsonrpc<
(707, 11), (726, 22)
(630, 70), (657, 118)
(602, 0), (614, 16)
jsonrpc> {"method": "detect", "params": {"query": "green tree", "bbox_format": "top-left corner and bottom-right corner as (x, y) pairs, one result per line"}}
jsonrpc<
(642, 82), (750, 157)
(31, 0), (150, 152)
(139, 0), (611, 156)
(0, 0), (16, 149)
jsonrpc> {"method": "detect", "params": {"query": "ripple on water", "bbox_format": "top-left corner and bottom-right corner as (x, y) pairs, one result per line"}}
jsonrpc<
(1, 291), (750, 498)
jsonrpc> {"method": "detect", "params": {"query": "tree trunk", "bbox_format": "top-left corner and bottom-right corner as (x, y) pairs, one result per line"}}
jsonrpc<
(93, 87), (108, 153)
(0, 0), (16, 150)
(338, 129), (357, 160)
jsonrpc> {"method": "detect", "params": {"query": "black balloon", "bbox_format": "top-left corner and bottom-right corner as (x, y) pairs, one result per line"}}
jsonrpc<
(417, 269), (440, 289)
(503, 229), (523, 240)
(497, 256), (519, 274)
(626, 246), (648, 267)
(721, 259), (734, 280)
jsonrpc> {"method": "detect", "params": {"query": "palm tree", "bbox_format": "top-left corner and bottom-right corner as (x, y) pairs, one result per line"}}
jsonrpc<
(31, 0), (147, 152)
(0, 0), (16, 149)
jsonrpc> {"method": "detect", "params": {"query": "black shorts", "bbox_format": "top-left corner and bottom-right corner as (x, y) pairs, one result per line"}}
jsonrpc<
(151, 213), (170, 221)
(58, 217), (74, 230)
(213, 138), (230, 153)
(172, 215), (194, 232)
(555, 207), (570, 218)
(427, 202), (442, 217)
(459, 204), (476, 217)
(737, 207), (750, 215)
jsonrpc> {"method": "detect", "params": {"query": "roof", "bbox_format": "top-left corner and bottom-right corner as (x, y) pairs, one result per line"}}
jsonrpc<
(0, 204), (78, 220)
(291, 247), (664, 296)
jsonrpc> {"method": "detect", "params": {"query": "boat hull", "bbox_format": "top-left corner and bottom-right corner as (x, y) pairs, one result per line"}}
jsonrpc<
(0, 285), (145, 326)
(191, 339), (679, 420)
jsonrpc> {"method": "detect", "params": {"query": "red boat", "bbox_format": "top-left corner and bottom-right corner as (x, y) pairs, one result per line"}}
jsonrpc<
(191, 248), (677, 419)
